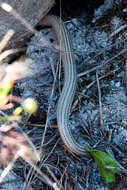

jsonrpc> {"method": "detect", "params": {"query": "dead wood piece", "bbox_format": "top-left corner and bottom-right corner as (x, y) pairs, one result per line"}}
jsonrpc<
(0, 0), (55, 49)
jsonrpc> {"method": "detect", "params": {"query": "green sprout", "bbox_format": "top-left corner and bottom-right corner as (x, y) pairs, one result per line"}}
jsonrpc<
(0, 82), (12, 105)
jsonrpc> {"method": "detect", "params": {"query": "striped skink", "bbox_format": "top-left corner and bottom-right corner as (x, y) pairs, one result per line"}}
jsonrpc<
(42, 15), (87, 155)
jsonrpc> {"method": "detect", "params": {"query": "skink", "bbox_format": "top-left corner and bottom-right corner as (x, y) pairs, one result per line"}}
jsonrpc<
(42, 15), (87, 155)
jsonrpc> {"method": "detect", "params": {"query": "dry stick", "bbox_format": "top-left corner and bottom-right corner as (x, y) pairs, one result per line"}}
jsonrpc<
(38, 141), (60, 187)
(0, 154), (19, 183)
(41, 139), (60, 172)
(41, 58), (59, 148)
(23, 162), (40, 190)
(109, 24), (127, 38)
(25, 130), (59, 188)
(24, 139), (60, 190)
(25, 160), (60, 190)
(42, 139), (60, 165)
(21, 113), (31, 130)
(0, 113), (56, 188)
(58, 165), (68, 189)
(73, 68), (119, 109)
(125, 60), (127, 95)
(22, 167), (33, 190)
(0, 48), (26, 62)
(0, 29), (15, 53)
(46, 164), (62, 177)
(0, 3), (58, 51)
(85, 165), (91, 190)
(78, 31), (127, 78)
(46, 165), (59, 184)
(14, 139), (60, 190)
(110, 143), (125, 158)
(29, 123), (58, 128)
(78, 48), (127, 77)
(105, 146), (127, 174)
(96, 71), (105, 136)
(108, 129), (113, 143)
(58, 0), (62, 94)
(0, 133), (40, 164)
(41, 133), (58, 147)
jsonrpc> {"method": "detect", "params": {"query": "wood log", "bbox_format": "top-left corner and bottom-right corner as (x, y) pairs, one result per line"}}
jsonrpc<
(0, 0), (55, 49)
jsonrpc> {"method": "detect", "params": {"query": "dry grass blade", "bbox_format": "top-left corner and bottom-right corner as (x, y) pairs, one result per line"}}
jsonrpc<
(0, 29), (15, 53)
(0, 3), (61, 188)
(0, 134), (60, 189)
(96, 71), (105, 136)
(109, 24), (127, 38)
(78, 48), (127, 77)
(0, 134), (40, 164)
(0, 48), (26, 62)
(0, 154), (18, 183)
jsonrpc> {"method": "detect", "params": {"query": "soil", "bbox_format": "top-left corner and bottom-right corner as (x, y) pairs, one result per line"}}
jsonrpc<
(1, 0), (127, 189)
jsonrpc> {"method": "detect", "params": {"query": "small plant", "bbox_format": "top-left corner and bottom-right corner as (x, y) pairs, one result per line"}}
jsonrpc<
(0, 4), (60, 189)
(0, 31), (40, 183)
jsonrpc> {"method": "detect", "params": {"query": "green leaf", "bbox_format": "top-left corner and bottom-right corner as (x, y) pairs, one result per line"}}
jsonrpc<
(0, 83), (12, 105)
(86, 147), (120, 184)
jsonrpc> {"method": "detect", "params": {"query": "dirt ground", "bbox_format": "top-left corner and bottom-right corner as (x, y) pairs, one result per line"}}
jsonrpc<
(1, 0), (127, 189)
